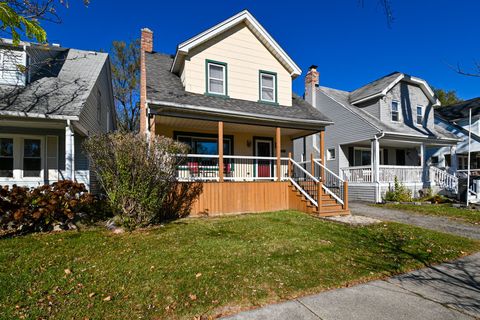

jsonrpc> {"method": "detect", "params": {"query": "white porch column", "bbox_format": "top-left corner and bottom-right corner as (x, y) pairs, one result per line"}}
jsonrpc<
(450, 146), (458, 173)
(420, 143), (428, 186)
(372, 139), (380, 202)
(65, 120), (75, 181)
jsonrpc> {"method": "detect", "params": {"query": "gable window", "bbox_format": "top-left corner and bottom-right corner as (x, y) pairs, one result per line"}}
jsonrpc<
(23, 139), (41, 177)
(391, 101), (400, 122)
(416, 106), (423, 125)
(327, 148), (336, 160)
(206, 60), (227, 96)
(259, 71), (277, 103)
(0, 138), (14, 177)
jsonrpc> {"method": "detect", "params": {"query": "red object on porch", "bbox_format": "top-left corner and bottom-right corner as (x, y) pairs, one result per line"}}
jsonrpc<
(188, 162), (199, 175)
(258, 160), (271, 178)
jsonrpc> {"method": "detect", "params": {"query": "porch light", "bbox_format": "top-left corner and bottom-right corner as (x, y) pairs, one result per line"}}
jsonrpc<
(246, 140), (252, 148)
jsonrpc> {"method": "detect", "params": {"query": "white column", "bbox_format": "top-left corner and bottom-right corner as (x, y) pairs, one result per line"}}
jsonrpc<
(420, 143), (427, 185)
(450, 146), (458, 173)
(65, 120), (75, 181)
(372, 139), (380, 183)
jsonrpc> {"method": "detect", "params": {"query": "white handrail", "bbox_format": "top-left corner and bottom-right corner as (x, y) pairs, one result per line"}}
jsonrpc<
(288, 177), (318, 207)
(313, 159), (344, 182)
(290, 158), (319, 183)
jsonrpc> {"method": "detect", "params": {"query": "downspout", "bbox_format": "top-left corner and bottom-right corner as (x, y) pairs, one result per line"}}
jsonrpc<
(374, 131), (385, 203)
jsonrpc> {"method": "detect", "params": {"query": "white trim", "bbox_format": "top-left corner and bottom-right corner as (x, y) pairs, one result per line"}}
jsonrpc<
(171, 10), (302, 77)
(260, 72), (276, 103)
(0, 110), (79, 120)
(350, 73), (440, 106)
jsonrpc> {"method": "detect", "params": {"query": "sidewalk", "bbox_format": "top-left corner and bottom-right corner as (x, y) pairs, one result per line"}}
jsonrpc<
(224, 253), (480, 319)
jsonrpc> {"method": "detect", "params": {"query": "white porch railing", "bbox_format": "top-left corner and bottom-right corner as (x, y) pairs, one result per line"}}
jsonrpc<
(176, 154), (289, 182)
(341, 165), (423, 183)
(429, 166), (458, 193)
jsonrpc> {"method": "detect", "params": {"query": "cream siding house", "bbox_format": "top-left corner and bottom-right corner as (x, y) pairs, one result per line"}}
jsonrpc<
(140, 10), (349, 216)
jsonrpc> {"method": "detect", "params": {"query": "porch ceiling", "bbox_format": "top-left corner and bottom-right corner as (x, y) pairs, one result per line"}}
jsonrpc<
(156, 115), (317, 139)
(350, 138), (456, 149)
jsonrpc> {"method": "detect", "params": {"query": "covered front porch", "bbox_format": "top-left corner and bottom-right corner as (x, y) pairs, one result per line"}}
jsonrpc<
(339, 136), (458, 202)
(152, 114), (349, 216)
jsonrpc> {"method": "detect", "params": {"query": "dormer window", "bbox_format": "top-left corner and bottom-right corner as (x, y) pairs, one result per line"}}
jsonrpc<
(206, 60), (227, 96)
(416, 106), (423, 125)
(391, 101), (400, 122)
(259, 71), (277, 103)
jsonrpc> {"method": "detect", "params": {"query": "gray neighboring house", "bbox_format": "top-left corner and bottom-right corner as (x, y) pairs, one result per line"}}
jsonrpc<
(295, 67), (460, 202)
(0, 39), (115, 192)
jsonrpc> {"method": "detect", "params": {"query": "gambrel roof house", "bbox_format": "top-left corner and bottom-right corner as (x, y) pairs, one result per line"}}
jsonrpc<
(141, 10), (350, 217)
(298, 68), (460, 202)
(0, 39), (115, 192)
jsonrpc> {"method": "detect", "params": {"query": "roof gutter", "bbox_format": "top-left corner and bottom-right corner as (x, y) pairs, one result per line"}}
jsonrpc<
(0, 110), (79, 121)
(146, 98), (334, 127)
(382, 130), (460, 144)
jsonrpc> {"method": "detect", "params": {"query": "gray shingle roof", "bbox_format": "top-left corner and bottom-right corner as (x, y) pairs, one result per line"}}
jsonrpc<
(435, 97), (480, 121)
(349, 72), (402, 103)
(145, 53), (332, 124)
(0, 47), (108, 117)
(318, 85), (458, 141)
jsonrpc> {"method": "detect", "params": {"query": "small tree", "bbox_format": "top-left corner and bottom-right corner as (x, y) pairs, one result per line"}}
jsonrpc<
(84, 133), (202, 229)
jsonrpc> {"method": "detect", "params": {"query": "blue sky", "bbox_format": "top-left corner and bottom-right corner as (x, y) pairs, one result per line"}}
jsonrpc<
(44, 0), (480, 99)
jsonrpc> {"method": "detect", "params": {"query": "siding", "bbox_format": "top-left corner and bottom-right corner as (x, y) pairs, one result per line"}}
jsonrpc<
(381, 81), (434, 128)
(348, 185), (376, 202)
(183, 22), (293, 106)
(0, 47), (25, 85)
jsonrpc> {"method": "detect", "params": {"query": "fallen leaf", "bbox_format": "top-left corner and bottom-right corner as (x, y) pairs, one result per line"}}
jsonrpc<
(64, 269), (72, 275)
(103, 296), (112, 301)
(189, 294), (197, 301)
(196, 273), (202, 279)
(88, 292), (96, 298)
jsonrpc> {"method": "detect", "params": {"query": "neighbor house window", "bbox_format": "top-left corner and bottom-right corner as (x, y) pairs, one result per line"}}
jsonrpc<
(259, 71), (277, 103)
(391, 101), (400, 122)
(431, 156), (439, 165)
(23, 139), (41, 177)
(0, 138), (14, 177)
(327, 148), (336, 160)
(416, 105), (423, 125)
(206, 60), (227, 96)
(354, 148), (371, 166)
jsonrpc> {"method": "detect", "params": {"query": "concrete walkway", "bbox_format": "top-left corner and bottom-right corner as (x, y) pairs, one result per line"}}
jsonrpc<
(350, 202), (480, 240)
(224, 253), (480, 320)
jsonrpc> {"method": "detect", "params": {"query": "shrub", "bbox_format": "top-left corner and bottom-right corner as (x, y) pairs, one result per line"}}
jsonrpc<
(84, 133), (202, 229)
(384, 177), (412, 202)
(0, 181), (98, 235)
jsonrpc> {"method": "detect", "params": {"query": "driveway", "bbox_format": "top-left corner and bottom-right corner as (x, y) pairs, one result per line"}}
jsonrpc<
(349, 202), (480, 240)
(224, 253), (480, 320)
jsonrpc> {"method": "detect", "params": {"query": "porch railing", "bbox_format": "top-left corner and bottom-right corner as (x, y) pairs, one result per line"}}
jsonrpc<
(341, 165), (423, 183)
(289, 159), (319, 206)
(429, 166), (458, 193)
(176, 154), (289, 182)
(313, 159), (345, 205)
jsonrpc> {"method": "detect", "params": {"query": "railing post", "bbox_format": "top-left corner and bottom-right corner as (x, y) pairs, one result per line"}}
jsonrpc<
(288, 152), (292, 177)
(319, 131), (325, 181)
(310, 153), (315, 176)
(218, 121), (224, 182)
(276, 127), (281, 181)
(343, 180), (349, 211)
(317, 181), (323, 213)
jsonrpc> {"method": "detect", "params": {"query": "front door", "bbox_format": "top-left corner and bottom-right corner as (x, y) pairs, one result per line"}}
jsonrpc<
(255, 139), (273, 178)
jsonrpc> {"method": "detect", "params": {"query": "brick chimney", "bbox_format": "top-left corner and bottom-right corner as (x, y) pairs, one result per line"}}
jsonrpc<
(140, 28), (153, 135)
(305, 65), (319, 107)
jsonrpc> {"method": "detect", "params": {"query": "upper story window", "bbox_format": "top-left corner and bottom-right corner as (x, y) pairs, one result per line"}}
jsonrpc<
(206, 60), (227, 96)
(391, 101), (400, 122)
(259, 71), (277, 103)
(0, 48), (26, 86)
(416, 106), (423, 125)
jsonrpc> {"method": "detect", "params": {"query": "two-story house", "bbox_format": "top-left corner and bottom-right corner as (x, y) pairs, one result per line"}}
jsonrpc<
(140, 10), (349, 216)
(297, 68), (460, 202)
(0, 39), (116, 192)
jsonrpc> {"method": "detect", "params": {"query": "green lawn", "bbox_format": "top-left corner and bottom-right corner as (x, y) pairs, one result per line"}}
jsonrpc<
(1, 211), (479, 319)
(375, 203), (480, 225)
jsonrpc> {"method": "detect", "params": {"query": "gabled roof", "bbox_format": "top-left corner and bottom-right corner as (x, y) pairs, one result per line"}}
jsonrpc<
(349, 72), (440, 106)
(435, 97), (480, 121)
(170, 10), (301, 78)
(0, 44), (109, 119)
(146, 53), (331, 128)
(318, 85), (458, 143)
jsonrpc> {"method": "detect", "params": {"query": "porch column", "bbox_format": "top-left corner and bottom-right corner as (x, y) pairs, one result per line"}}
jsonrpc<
(319, 130), (325, 180)
(372, 138), (380, 202)
(420, 143), (427, 185)
(218, 121), (224, 182)
(450, 146), (458, 173)
(276, 127), (281, 181)
(65, 120), (75, 181)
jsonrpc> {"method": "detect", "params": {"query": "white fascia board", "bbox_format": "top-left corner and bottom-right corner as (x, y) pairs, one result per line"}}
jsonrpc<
(170, 10), (301, 77)
(0, 110), (79, 120)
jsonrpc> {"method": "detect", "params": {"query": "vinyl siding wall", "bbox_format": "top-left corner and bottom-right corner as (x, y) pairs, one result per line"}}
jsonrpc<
(182, 23), (292, 106)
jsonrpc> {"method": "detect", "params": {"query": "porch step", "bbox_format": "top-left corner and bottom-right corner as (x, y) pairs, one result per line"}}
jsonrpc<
(316, 209), (351, 217)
